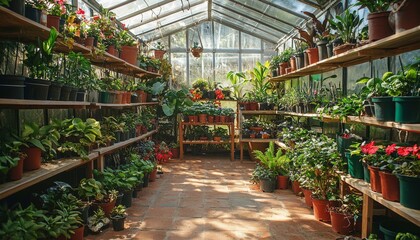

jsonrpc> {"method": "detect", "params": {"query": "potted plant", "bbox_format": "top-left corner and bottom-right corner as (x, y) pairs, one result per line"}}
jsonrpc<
(77, 178), (117, 218)
(392, 0), (420, 34)
(0, 137), (26, 181)
(44, 202), (84, 240)
(110, 205), (127, 231)
(226, 71), (247, 101)
(302, 11), (331, 61)
(0, 42), (26, 99)
(355, 0), (394, 42)
(45, 0), (65, 30)
(118, 29), (138, 65)
(360, 141), (386, 193)
(376, 143), (401, 202)
(293, 40), (309, 69)
(278, 48), (293, 75)
(190, 41), (203, 58)
(87, 208), (110, 234)
(153, 41), (166, 59)
(251, 163), (277, 192)
(329, 194), (362, 235)
(393, 144), (420, 210)
(169, 142), (180, 159)
(328, 9), (363, 55)
(212, 127), (228, 142)
(295, 21), (318, 65)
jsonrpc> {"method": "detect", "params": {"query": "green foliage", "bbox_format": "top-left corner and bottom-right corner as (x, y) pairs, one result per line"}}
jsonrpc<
(0, 0), (11, 6)
(321, 94), (364, 120)
(161, 87), (193, 116)
(226, 71), (247, 100)
(394, 160), (420, 177)
(212, 127), (228, 139)
(329, 9), (363, 44)
(250, 164), (277, 182)
(63, 52), (99, 91)
(78, 178), (104, 202)
(247, 61), (272, 102)
(278, 48), (294, 63)
(253, 142), (290, 176)
(354, 0), (392, 13)
(43, 202), (82, 239)
(111, 205), (126, 219)
(396, 233), (420, 240)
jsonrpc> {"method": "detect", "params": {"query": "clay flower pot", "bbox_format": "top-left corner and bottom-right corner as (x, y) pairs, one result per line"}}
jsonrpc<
(120, 45), (139, 65)
(367, 12), (394, 41)
(312, 197), (331, 222)
(277, 175), (289, 190)
(379, 171), (400, 202)
(23, 147), (42, 171)
(46, 15), (60, 30)
(278, 62), (288, 75)
(306, 48), (319, 65)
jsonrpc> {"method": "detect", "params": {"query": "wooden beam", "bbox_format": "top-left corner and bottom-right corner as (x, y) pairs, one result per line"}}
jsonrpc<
(362, 193), (374, 238)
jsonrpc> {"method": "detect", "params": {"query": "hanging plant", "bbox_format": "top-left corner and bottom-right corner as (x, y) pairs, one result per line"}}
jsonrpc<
(190, 41), (203, 58)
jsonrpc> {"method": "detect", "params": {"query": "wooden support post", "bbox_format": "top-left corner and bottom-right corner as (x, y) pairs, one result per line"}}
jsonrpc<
(179, 120), (184, 161)
(97, 155), (104, 172)
(362, 193), (374, 238)
(86, 160), (94, 178)
(230, 122), (234, 161)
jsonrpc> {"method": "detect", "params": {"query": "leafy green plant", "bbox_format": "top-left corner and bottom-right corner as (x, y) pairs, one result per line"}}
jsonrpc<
(226, 71), (248, 100)
(357, 71), (394, 98)
(253, 142), (290, 176)
(354, 0), (392, 13)
(21, 123), (60, 158)
(43, 202), (82, 239)
(247, 61), (272, 102)
(78, 178), (104, 202)
(329, 9), (363, 44)
(87, 208), (110, 233)
(110, 205), (127, 219)
(396, 233), (420, 240)
(382, 60), (420, 96)
(212, 127), (228, 139)
(321, 94), (364, 120)
(250, 164), (277, 182)
(278, 48), (294, 63)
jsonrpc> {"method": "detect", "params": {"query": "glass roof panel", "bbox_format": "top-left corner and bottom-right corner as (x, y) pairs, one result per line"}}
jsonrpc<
(109, 0), (164, 20)
(140, 14), (208, 41)
(269, 0), (316, 13)
(212, 5), (284, 39)
(122, 0), (205, 29)
(96, 0), (128, 9)
(131, 2), (207, 35)
(212, 13), (278, 43)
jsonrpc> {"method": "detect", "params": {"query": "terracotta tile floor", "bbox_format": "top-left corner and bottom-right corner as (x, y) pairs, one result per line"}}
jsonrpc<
(85, 155), (341, 240)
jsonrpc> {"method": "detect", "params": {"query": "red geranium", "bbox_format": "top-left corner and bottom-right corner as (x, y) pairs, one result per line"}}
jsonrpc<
(361, 141), (379, 155)
(397, 147), (411, 157)
(76, 8), (85, 15)
(385, 144), (396, 155)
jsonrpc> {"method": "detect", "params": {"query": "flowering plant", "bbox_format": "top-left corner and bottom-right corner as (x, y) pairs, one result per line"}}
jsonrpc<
(155, 141), (172, 164)
(392, 144), (420, 177)
(215, 89), (224, 99)
(357, 141), (386, 166)
(47, 0), (66, 17)
(189, 88), (202, 100)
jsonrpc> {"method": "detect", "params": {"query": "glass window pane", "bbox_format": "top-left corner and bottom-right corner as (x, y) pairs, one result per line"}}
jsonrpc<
(171, 30), (186, 49)
(78, 0), (92, 18)
(189, 53), (214, 85)
(242, 54), (261, 72)
(213, 22), (239, 49)
(347, 62), (370, 94)
(215, 53), (239, 85)
(171, 53), (187, 86)
(188, 21), (213, 49)
(241, 33), (261, 50)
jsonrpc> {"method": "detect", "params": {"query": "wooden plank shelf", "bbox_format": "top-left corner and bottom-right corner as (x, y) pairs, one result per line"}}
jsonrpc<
(182, 140), (231, 144)
(0, 98), (90, 109)
(240, 138), (277, 143)
(91, 102), (159, 109)
(94, 129), (158, 155)
(0, 152), (98, 200)
(340, 174), (420, 227)
(241, 110), (278, 115)
(278, 111), (318, 118)
(181, 122), (234, 126)
(270, 25), (420, 82)
(346, 116), (420, 133)
(0, 7), (161, 78)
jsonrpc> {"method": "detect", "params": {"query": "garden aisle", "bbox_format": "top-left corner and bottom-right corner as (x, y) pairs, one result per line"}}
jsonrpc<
(86, 155), (340, 240)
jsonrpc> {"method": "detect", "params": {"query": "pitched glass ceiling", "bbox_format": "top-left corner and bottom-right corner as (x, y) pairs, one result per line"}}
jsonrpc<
(94, 0), (323, 43)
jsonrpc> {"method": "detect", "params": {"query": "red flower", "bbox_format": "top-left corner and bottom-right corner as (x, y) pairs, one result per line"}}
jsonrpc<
(397, 147), (411, 157)
(361, 141), (379, 155)
(76, 8), (85, 15)
(417, 153), (420, 159)
(93, 15), (100, 21)
(412, 144), (418, 155)
(385, 144), (396, 155)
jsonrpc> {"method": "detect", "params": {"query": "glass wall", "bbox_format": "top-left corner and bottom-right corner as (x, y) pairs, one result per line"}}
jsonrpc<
(156, 21), (276, 86)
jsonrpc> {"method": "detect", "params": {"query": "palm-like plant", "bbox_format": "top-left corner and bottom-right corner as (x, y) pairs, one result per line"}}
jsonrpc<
(226, 71), (247, 100)
(354, 0), (393, 13)
(253, 142), (290, 176)
(247, 61), (272, 102)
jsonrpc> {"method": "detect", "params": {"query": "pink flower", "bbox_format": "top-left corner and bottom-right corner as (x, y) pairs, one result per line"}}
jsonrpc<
(76, 8), (85, 15)
(397, 147), (411, 157)
(385, 144), (396, 155)
(412, 144), (418, 155)
(361, 141), (379, 155)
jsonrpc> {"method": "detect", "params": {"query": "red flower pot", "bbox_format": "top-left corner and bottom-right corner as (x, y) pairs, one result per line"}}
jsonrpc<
(84, 36), (95, 47)
(292, 180), (301, 195)
(23, 147), (42, 171)
(219, 116), (226, 123)
(279, 62), (288, 75)
(208, 115), (214, 123)
(8, 156), (24, 181)
(215, 115), (221, 123)
(379, 171), (400, 202)
(290, 57), (297, 72)
(154, 50), (166, 59)
(330, 211), (354, 235)
(367, 12), (394, 42)
(149, 167), (157, 182)
(277, 175), (289, 190)
(302, 188), (313, 208)
(368, 166), (382, 193)
(120, 45), (138, 65)
(213, 136), (222, 142)
(57, 225), (84, 240)
(312, 197), (331, 222)
(306, 48), (319, 65)
(198, 114), (207, 123)
(107, 45), (116, 55)
(188, 115), (197, 123)
(46, 15), (60, 30)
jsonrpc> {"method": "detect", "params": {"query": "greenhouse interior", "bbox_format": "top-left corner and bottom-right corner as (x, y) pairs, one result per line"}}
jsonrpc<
(1, 0), (420, 239)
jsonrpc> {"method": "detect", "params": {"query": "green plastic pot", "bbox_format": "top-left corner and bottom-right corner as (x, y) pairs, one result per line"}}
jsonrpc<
(345, 152), (364, 179)
(363, 163), (370, 183)
(397, 174), (420, 210)
(393, 96), (420, 123)
(380, 219), (420, 240)
(336, 136), (355, 159)
(372, 97), (395, 121)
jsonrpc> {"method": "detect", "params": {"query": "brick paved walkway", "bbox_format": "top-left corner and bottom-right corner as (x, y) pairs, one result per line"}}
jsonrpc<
(86, 155), (340, 240)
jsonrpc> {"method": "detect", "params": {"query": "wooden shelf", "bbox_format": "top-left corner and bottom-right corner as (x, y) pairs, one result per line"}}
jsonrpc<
(0, 7), (161, 78)
(181, 122), (234, 126)
(240, 138), (277, 143)
(278, 111), (319, 118)
(241, 110), (278, 115)
(346, 116), (420, 133)
(270, 25), (420, 82)
(340, 174), (420, 227)
(182, 140), (231, 144)
(91, 102), (159, 109)
(0, 152), (98, 200)
(0, 98), (90, 109)
(95, 129), (158, 155)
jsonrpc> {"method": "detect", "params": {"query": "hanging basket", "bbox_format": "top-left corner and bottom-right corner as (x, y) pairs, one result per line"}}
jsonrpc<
(191, 47), (203, 57)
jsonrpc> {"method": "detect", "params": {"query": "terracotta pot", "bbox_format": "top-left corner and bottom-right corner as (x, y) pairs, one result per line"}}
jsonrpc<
(219, 116), (226, 123)
(170, 148), (179, 158)
(333, 44), (355, 55)
(23, 147), (42, 171)
(379, 171), (400, 202)
(84, 36), (94, 47)
(8, 156), (24, 181)
(302, 188), (313, 208)
(215, 115), (220, 122)
(191, 48), (203, 57)
(394, 0), (420, 33)
(120, 45), (138, 65)
(198, 114), (207, 123)
(94, 199), (116, 217)
(57, 225), (84, 240)
(149, 167), (157, 182)
(292, 180), (301, 195)
(306, 48), (319, 65)
(279, 62), (288, 75)
(368, 12), (394, 41)
(290, 57), (297, 72)
(250, 133), (256, 138)
(312, 197), (331, 222)
(136, 90), (147, 103)
(107, 45), (116, 55)
(46, 15), (60, 30)
(261, 133), (270, 139)
(188, 115), (198, 123)
(250, 127), (263, 132)
(330, 211), (354, 235)
(154, 49), (166, 59)
(114, 91), (123, 104)
(277, 175), (289, 190)
(249, 102), (259, 111)
(368, 166), (382, 193)
(213, 136), (222, 142)
(285, 67), (292, 74)
(208, 115), (214, 123)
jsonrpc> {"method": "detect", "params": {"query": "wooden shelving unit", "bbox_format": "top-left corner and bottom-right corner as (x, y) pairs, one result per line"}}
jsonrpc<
(95, 130), (158, 155)
(0, 98), (90, 109)
(0, 152), (98, 200)
(92, 101), (159, 109)
(270, 25), (420, 82)
(340, 174), (420, 236)
(179, 121), (235, 161)
(0, 6), (160, 78)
